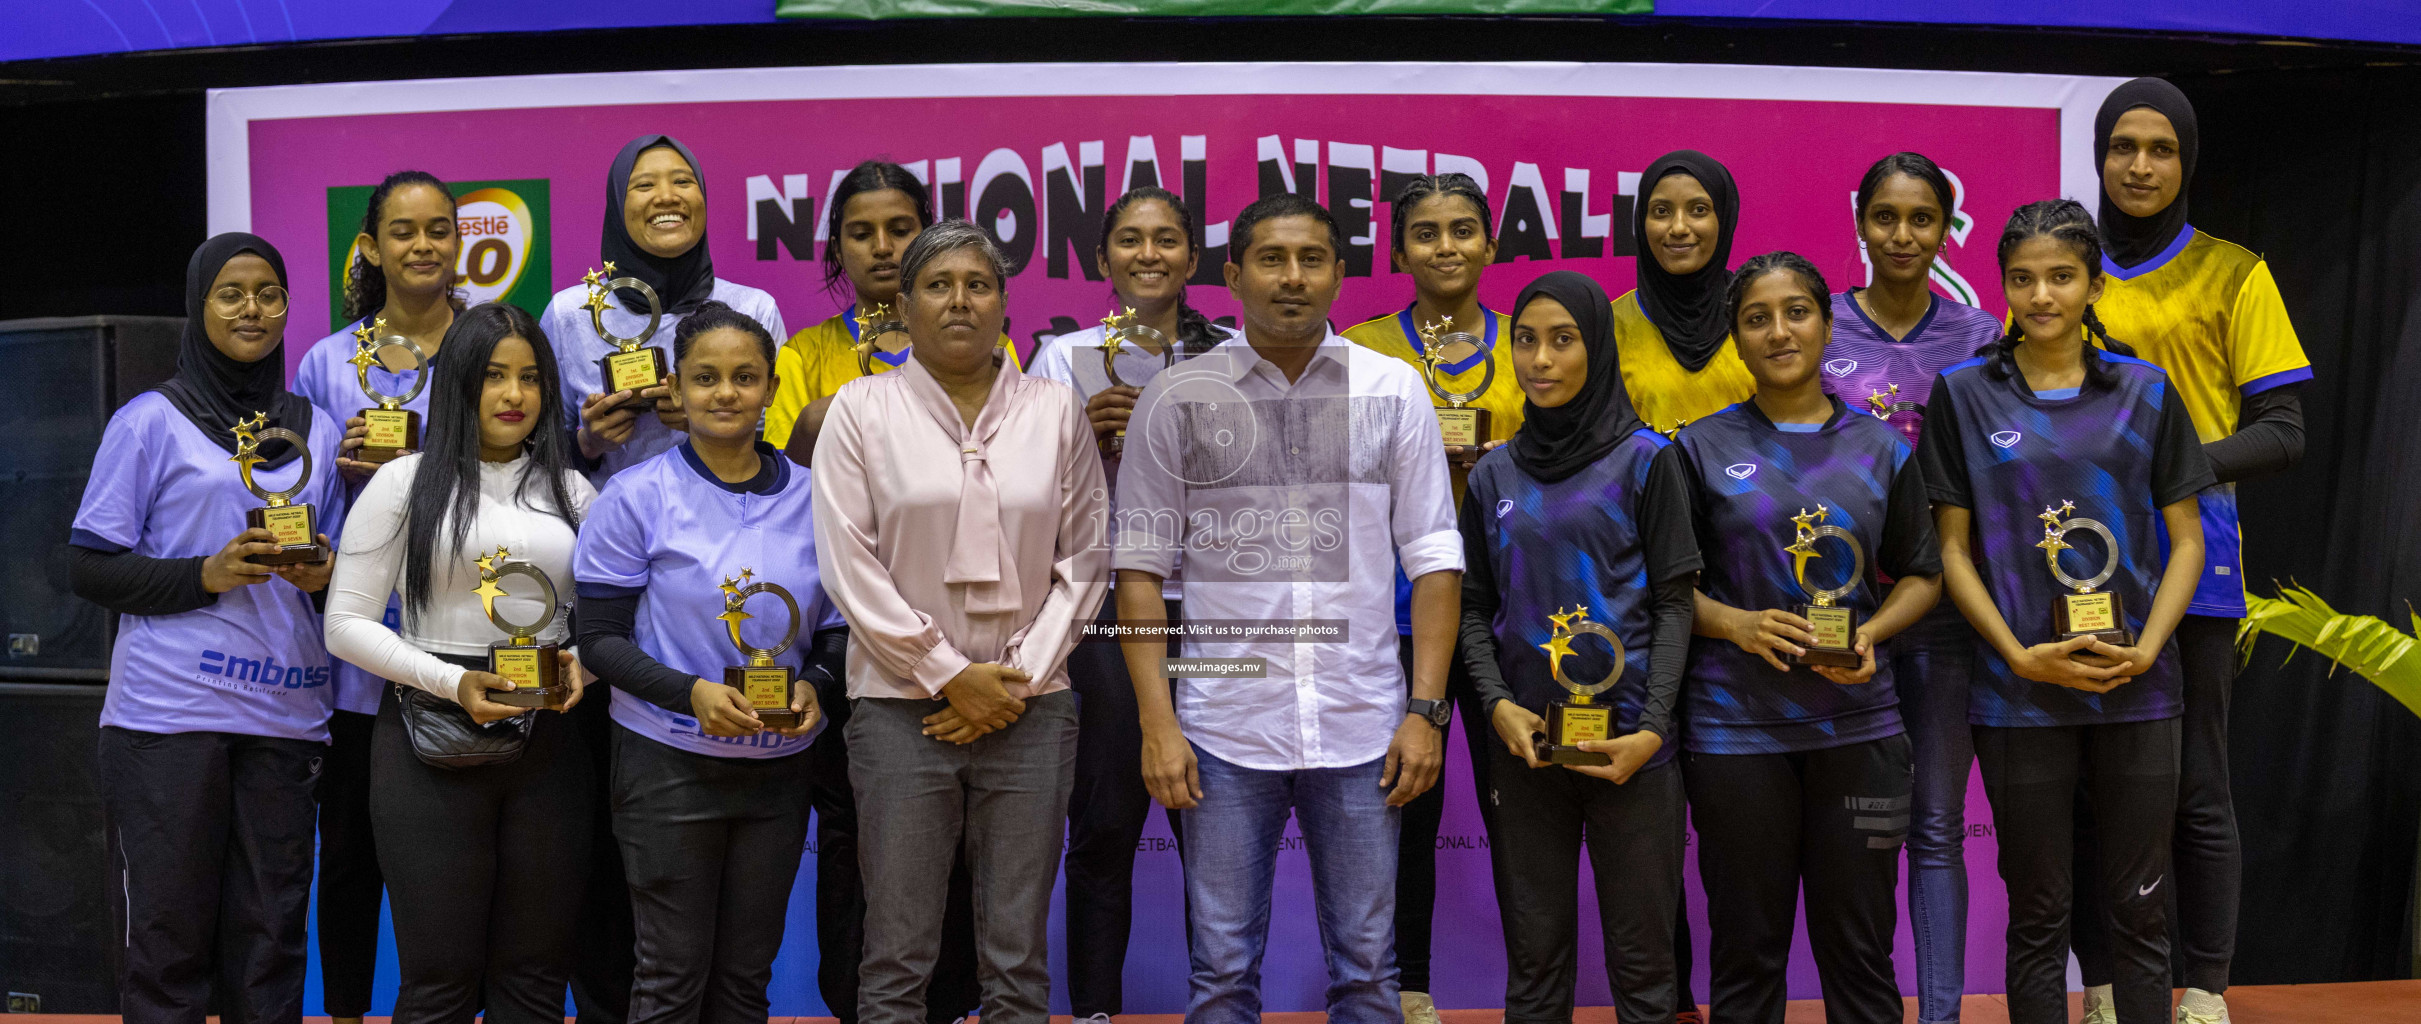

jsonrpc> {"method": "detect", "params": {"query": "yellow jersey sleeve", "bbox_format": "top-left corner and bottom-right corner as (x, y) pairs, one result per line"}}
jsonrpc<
(1341, 307), (1528, 444)
(763, 313), (1026, 450)
(1609, 290), (1756, 435)
(2228, 260), (2313, 394)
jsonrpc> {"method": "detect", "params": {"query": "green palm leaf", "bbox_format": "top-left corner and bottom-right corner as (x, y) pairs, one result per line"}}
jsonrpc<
(2237, 584), (2421, 719)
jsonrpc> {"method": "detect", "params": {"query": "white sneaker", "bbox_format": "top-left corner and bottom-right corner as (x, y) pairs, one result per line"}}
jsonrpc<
(1400, 990), (1439, 1024)
(2175, 988), (2231, 1024)
(1075, 1016), (1113, 1024)
(2081, 987), (2117, 1024)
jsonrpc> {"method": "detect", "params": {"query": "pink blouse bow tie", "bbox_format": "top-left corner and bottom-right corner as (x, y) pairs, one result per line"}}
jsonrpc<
(911, 361), (1025, 616)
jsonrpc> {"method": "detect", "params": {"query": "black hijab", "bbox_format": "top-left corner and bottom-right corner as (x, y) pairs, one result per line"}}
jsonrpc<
(1507, 271), (1643, 484)
(1634, 150), (1740, 374)
(155, 232), (314, 467)
(2093, 78), (2199, 269)
(601, 134), (717, 315)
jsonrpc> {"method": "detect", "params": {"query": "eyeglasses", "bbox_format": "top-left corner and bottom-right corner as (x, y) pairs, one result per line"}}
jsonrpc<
(209, 286), (289, 319)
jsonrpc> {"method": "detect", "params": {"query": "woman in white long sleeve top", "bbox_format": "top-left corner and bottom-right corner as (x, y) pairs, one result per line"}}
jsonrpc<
(324, 302), (597, 1024)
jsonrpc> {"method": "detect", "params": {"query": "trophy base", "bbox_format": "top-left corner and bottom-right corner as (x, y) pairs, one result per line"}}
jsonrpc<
(1437, 407), (1491, 460)
(1537, 701), (1613, 766)
(245, 504), (328, 565)
(1100, 432), (1124, 459)
(488, 642), (569, 709)
(1791, 603), (1863, 668)
(601, 347), (670, 397)
(357, 407), (421, 465)
(728, 665), (801, 728)
(2053, 590), (2135, 650)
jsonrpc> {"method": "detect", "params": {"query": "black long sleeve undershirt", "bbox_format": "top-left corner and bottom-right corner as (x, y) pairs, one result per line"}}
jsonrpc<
(2204, 384), (2304, 484)
(576, 588), (849, 717)
(68, 545), (218, 616)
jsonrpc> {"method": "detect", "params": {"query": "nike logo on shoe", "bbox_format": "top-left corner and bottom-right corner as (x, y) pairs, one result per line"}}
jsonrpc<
(2140, 874), (2163, 896)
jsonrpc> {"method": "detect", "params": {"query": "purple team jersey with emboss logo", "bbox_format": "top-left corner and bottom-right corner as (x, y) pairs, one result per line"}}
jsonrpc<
(1673, 401), (1934, 755)
(1820, 291), (2008, 448)
(575, 443), (841, 759)
(292, 319), (431, 714)
(72, 392), (348, 742)
(1918, 355), (2213, 728)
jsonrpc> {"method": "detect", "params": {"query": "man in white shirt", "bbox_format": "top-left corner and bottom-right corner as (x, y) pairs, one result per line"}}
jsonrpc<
(1113, 193), (1463, 1024)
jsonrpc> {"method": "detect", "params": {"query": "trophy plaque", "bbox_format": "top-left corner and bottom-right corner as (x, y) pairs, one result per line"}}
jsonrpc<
(582, 263), (669, 400)
(229, 412), (329, 565)
(2038, 500), (2135, 647)
(1414, 318), (1495, 462)
(851, 302), (911, 377)
(1097, 306), (1175, 457)
(473, 546), (570, 709)
(718, 568), (807, 729)
(348, 317), (427, 464)
(1785, 504), (1866, 668)
(1535, 605), (1626, 766)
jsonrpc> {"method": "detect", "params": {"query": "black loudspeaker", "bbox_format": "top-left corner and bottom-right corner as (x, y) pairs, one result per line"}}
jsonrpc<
(0, 316), (181, 683)
(0, 682), (113, 1012)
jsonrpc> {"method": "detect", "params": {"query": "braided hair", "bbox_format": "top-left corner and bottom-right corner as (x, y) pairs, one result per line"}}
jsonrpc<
(1388, 172), (1494, 254)
(343, 170), (461, 322)
(1098, 186), (1222, 357)
(1985, 198), (2136, 389)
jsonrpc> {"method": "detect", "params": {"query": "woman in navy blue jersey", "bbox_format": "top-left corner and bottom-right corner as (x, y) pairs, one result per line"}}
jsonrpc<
(1915, 199), (2209, 1024)
(1665, 251), (1943, 1024)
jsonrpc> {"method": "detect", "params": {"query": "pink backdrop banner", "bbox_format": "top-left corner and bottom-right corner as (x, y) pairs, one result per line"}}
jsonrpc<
(212, 61), (2120, 1014)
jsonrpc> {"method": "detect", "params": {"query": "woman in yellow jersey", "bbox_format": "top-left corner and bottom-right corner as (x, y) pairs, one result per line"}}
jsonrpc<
(1337, 172), (1527, 1024)
(767, 161), (1021, 458)
(1613, 150), (1757, 435)
(2066, 78), (2310, 1024)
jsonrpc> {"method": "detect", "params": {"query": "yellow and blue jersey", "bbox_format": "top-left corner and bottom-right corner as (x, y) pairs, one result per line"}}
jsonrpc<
(765, 308), (1021, 450)
(1609, 289), (1757, 436)
(2094, 228), (2312, 617)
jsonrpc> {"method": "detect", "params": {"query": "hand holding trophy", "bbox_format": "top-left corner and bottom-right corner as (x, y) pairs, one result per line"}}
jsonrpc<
(347, 317), (427, 464)
(717, 568), (810, 730)
(1535, 605), (1625, 766)
(474, 546), (571, 710)
(1784, 504), (1865, 668)
(1097, 306), (1174, 457)
(584, 263), (668, 404)
(2039, 500), (2135, 648)
(229, 412), (330, 565)
(1414, 317), (1495, 466)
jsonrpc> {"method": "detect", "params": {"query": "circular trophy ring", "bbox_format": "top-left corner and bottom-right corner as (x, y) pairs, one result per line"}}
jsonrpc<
(240, 426), (315, 505)
(1805, 524), (1868, 605)
(1102, 323), (1173, 389)
(731, 581), (803, 662)
(487, 562), (561, 641)
(1424, 330), (1496, 405)
(2047, 517), (2121, 593)
(363, 335), (430, 406)
(854, 319), (911, 376)
(1552, 620), (1627, 698)
(591, 275), (665, 350)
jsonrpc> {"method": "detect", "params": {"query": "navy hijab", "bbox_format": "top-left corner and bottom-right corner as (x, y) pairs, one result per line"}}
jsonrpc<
(1507, 271), (1642, 484)
(601, 134), (718, 315)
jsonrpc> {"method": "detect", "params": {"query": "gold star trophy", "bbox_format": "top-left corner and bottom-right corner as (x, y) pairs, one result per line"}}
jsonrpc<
(1865, 383), (1922, 426)
(229, 412), (328, 565)
(719, 568), (808, 728)
(583, 263), (668, 402)
(1785, 504), (1866, 668)
(1536, 605), (1626, 765)
(1414, 317), (1495, 465)
(2038, 500), (2134, 647)
(474, 546), (569, 709)
(851, 302), (911, 377)
(348, 317), (427, 464)
(1096, 306), (1174, 457)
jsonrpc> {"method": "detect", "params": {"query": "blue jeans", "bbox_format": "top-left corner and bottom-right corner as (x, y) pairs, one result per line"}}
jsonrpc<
(1181, 745), (1402, 1024)
(1896, 603), (1976, 1024)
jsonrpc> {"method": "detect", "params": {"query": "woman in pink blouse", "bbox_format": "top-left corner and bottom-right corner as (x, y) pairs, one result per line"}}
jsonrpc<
(810, 220), (1108, 1024)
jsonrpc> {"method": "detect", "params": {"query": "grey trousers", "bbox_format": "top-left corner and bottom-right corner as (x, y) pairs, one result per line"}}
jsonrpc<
(849, 690), (1078, 1024)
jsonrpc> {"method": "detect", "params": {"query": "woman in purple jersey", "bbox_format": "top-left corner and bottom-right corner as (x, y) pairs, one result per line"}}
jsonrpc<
(1917, 200), (2210, 1024)
(1823, 151), (2007, 1024)
(69, 233), (344, 1024)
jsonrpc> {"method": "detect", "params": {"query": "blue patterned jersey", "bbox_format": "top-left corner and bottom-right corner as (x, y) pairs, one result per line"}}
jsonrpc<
(1916, 352), (2215, 727)
(1461, 429), (1699, 766)
(1669, 397), (1938, 754)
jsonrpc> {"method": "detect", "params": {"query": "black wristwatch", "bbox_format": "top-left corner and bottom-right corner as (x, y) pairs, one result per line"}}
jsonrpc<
(1406, 698), (1450, 730)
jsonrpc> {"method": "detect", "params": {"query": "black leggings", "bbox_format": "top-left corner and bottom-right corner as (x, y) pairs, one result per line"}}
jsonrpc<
(372, 684), (595, 1024)
(1488, 743), (1683, 1024)
(1391, 634), (1492, 996)
(1686, 734), (1913, 1024)
(316, 709), (383, 1018)
(2072, 615), (2238, 995)
(1060, 599), (1184, 1016)
(1977, 717), (2179, 1024)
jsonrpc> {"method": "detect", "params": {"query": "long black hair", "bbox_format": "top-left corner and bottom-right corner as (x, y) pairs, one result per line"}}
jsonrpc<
(1984, 199), (2136, 390)
(401, 302), (582, 619)
(822, 160), (934, 298)
(1388, 172), (1494, 254)
(1724, 250), (1833, 332)
(1097, 186), (1223, 357)
(1855, 152), (1956, 226)
(344, 170), (461, 322)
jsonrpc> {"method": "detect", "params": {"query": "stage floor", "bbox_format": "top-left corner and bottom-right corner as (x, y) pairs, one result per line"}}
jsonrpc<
(17, 982), (2421, 1023)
